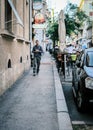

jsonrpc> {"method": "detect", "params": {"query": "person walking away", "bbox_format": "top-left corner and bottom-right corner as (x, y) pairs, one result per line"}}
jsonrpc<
(32, 40), (43, 76)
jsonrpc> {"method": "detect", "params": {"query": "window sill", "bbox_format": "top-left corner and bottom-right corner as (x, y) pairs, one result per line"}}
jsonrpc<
(16, 37), (24, 43)
(25, 40), (31, 44)
(1, 30), (15, 40)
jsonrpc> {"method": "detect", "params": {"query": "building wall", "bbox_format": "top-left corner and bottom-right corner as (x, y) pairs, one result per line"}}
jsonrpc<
(83, 0), (93, 21)
(79, 0), (93, 45)
(0, 0), (31, 95)
(79, 0), (93, 19)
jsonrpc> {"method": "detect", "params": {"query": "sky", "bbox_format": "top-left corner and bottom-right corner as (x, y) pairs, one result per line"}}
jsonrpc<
(47, 0), (81, 13)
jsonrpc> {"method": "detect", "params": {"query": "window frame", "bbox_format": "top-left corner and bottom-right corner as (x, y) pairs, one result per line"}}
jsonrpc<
(7, 0), (23, 27)
(5, 0), (12, 32)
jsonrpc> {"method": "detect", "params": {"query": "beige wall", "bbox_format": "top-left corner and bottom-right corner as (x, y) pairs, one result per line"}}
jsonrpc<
(0, 0), (31, 95)
(0, 37), (30, 95)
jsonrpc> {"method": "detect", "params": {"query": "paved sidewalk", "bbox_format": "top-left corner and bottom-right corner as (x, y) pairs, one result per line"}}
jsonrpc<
(0, 52), (73, 130)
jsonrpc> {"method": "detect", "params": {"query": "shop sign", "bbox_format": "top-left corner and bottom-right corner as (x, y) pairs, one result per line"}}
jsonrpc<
(34, 12), (45, 24)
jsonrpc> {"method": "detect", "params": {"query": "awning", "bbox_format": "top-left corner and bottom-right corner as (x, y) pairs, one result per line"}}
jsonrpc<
(8, 0), (23, 27)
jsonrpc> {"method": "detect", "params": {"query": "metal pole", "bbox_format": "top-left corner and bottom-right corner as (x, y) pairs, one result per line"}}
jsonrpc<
(64, 54), (66, 79)
(29, 0), (32, 43)
(29, 0), (32, 66)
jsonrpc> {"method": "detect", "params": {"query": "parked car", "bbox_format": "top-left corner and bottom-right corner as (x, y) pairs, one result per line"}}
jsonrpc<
(72, 47), (93, 112)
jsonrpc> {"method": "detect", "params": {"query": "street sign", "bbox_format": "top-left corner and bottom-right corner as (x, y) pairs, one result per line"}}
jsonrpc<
(34, 12), (45, 24)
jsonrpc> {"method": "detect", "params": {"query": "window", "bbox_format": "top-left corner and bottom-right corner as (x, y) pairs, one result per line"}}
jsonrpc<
(20, 56), (22, 63)
(26, 0), (29, 5)
(8, 59), (12, 68)
(89, 3), (93, 9)
(27, 55), (28, 60)
(5, 0), (12, 32)
(7, 0), (23, 27)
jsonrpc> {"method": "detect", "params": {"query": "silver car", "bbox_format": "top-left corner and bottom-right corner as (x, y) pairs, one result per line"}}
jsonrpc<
(72, 47), (93, 112)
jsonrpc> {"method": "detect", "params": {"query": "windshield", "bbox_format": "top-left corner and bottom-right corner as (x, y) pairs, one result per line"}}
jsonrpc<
(86, 51), (93, 67)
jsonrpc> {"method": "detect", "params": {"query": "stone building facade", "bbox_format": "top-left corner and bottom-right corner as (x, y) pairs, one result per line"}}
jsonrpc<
(0, 0), (31, 95)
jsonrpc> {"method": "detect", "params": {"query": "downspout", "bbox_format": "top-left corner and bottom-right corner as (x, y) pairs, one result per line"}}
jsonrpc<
(29, 0), (32, 66)
(29, 0), (32, 43)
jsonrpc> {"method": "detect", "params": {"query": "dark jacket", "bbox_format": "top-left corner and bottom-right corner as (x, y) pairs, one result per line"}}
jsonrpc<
(32, 45), (43, 58)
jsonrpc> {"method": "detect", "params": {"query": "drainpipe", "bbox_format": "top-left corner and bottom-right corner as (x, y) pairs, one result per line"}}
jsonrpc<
(29, 0), (32, 65)
(29, 0), (32, 50)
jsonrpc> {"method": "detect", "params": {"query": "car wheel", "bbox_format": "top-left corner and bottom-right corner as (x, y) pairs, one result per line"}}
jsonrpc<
(76, 89), (87, 112)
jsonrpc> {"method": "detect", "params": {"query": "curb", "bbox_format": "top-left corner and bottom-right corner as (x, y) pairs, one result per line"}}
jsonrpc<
(53, 63), (73, 130)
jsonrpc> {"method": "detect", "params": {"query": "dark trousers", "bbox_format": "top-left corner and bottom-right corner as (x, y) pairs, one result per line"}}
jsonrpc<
(33, 56), (41, 74)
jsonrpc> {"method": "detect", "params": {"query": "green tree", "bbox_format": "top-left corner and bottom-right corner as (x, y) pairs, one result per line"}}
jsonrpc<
(46, 21), (59, 47)
(65, 3), (88, 36)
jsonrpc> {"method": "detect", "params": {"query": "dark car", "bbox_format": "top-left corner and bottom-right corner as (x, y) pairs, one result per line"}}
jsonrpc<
(72, 47), (93, 112)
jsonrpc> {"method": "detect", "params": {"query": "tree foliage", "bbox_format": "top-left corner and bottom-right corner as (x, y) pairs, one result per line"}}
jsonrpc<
(65, 3), (88, 36)
(46, 3), (88, 43)
(46, 21), (59, 45)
